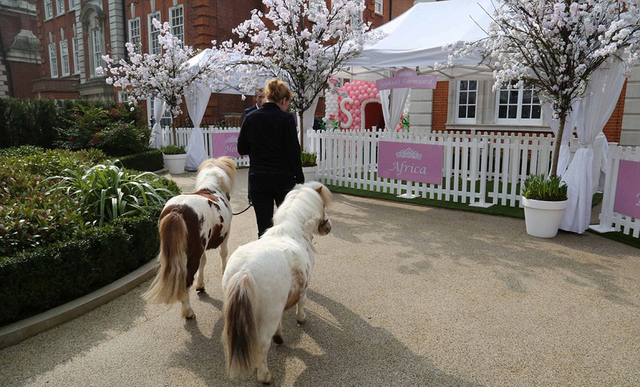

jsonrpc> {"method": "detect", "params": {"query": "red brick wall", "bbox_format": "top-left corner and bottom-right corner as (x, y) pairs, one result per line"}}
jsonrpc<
(432, 81), (449, 132)
(1, 1), (40, 97)
(602, 80), (626, 143)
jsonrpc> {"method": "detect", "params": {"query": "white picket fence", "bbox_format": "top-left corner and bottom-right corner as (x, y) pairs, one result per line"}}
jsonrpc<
(590, 145), (640, 238)
(163, 126), (639, 238)
(308, 129), (568, 208)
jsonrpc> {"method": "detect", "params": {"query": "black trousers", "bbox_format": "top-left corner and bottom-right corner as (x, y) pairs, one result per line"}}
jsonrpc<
(248, 173), (296, 237)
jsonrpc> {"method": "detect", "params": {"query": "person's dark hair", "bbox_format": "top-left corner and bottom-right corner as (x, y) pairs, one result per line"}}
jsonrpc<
(265, 80), (292, 102)
(254, 88), (264, 97)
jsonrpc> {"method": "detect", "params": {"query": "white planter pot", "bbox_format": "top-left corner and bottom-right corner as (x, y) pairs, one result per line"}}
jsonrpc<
(303, 165), (317, 182)
(522, 197), (568, 238)
(163, 154), (187, 175)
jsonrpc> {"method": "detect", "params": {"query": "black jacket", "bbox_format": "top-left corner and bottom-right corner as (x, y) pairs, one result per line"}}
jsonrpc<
(237, 102), (304, 183)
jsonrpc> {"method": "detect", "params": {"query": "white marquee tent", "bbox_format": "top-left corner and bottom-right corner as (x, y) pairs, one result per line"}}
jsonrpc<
(343, 0), (626, 234)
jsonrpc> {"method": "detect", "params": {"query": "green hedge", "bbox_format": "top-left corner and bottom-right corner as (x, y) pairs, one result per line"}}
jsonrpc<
(0, 210), (161, 326)
(114, 149), (164, 172)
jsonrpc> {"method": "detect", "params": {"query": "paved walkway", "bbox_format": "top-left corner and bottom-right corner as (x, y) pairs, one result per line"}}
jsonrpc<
(1, 168), (639, 386)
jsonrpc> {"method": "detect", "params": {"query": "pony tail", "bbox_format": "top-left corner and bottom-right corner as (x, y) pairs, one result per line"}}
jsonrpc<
(223, 271), (259, 377)
(143, 212), (188, 304)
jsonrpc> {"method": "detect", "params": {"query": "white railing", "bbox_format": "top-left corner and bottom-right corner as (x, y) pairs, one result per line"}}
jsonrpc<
(160, 126), (249, 167)
(308, 129), (572, 208)
(591, 144), (640, 238)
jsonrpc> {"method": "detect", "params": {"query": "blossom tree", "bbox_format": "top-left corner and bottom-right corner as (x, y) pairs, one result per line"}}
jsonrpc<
(223, 0), (382, 149)
(452, 0), (640, 176)
(98, 19), (231, 144)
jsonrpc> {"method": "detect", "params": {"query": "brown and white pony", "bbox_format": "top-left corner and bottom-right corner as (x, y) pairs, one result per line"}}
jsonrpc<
(144, 157), (236, 319)
(221, 181), (332, 384)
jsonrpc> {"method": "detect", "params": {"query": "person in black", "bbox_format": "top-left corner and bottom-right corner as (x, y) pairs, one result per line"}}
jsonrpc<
(238, 79), (304, 238)
(241, 88), (265, 123)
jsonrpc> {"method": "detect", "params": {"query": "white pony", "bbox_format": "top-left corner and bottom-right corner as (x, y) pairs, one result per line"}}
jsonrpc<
(221, 181), (332, 384)
(144, 157), (236, 319)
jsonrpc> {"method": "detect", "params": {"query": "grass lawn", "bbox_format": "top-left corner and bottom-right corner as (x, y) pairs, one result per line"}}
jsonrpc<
(326, 183), (640, 250)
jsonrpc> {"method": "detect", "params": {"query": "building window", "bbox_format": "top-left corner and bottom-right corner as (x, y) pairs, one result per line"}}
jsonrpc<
(457, 80), (477, 122)
(496, 82), (542, 124)
(91, 28), (102, 76)
(169, 5), (184, 44)
(56, 0), (64, 15)
(44, 0), (53, 19)
(72, 37), (80, 74)
(68, 0), (75, 10)
(60, 40), (70, 76)
(148, 12), (161, 54)
(128, 18), (141, 53)
(374, 0), (383, 14)
(49, 43), (58, 78)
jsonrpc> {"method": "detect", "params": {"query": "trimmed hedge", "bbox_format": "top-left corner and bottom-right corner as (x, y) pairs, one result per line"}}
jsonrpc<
(0, 209), (161, 326)
(115, 149), (164, 172)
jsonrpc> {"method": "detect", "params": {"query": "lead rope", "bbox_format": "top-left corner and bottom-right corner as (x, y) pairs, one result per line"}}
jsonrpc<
(233, 203), (252, 216)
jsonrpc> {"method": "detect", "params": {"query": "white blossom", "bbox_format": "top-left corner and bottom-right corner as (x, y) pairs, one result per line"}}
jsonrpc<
(448, 0), (640, 175)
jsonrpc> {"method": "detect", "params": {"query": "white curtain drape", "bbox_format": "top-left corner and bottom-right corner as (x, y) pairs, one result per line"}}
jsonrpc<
(298, 94), (320, 151)
(541, 100), (580, 178)
(184, 82), (212, 171)
(150, 98), (166, 149)
(560, 60), (626, 234)
(379, 87), (410, 131)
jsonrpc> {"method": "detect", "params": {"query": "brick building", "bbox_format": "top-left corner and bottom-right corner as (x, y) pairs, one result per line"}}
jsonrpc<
(25, 0), (411, 126)
(0, 0), (40, 98)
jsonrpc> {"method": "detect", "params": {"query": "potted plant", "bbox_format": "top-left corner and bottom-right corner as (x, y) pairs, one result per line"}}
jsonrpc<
(301, 151), (318, 182)
(521, 174), (569, 238)
(160, 145), (187, 175)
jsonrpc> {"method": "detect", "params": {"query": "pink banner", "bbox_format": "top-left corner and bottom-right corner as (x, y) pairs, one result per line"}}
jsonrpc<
(613, 159), (640, 219)
(376, 75), (438, 90)
(378, 141), (443, 185)
(211, 132), (240, 158)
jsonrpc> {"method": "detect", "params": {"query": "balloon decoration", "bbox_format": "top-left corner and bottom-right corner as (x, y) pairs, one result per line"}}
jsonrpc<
(324, 79), (380, 130)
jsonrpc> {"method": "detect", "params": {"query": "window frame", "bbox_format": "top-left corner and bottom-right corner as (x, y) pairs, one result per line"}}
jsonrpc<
(494, 83), (543, 125)
(91, 27), (102, 77)
(455, 80), (478, 124)
(56, 0), (64, 16)
(128, 17), (142, 53)
(148, 12), (161, 55)
(44, 0), (53, 20)
(169, 5), (184, 45)
(71, 37), (80, 74)
(374, 0), (383, 15)
(60, 39), (70, 76)
(48, 43), (58, 78)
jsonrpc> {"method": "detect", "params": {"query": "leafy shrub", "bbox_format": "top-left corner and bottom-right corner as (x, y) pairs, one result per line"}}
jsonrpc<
(49, 161), (175, 226)
(521, 174), (568, 201)
(0, 211), (161, 326)
(115, 148), (164, 171)
(301, 151), (317, 167)
(160, 145), (186, 154)
(95, 122), (150, 156)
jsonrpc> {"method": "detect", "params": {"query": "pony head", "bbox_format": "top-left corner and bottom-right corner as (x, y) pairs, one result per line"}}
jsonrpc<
(195, 157), (237, 197)
(271, 181), (332, 237)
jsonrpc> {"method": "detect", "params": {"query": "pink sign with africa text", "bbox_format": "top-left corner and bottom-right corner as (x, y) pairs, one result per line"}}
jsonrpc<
(613, 159), (640, 219)
(378, 141), (444, 185)
(211, 132), (240, 158)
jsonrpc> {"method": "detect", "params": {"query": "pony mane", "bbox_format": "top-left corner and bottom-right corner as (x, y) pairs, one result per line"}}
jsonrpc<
(195, 157), (237, 196)
(269, 182), (332, 237)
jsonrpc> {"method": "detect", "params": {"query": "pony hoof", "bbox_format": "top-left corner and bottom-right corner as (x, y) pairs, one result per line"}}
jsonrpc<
(182, 310), (196, 319)
(259, 373), (274, 385)
(296, 319), (306, 325)
(195, 287), (205, 293)
(273, 334), (283, 345)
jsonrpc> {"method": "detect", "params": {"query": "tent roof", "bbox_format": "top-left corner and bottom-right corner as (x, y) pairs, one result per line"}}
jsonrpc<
(342, 0), (498, 80)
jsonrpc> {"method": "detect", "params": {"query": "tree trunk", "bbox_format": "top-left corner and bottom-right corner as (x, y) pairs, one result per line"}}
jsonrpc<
(550, 112), (567, 177)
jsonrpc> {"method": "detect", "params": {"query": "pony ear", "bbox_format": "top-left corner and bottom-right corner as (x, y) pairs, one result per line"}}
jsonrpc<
(315, 186), (323, 195)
